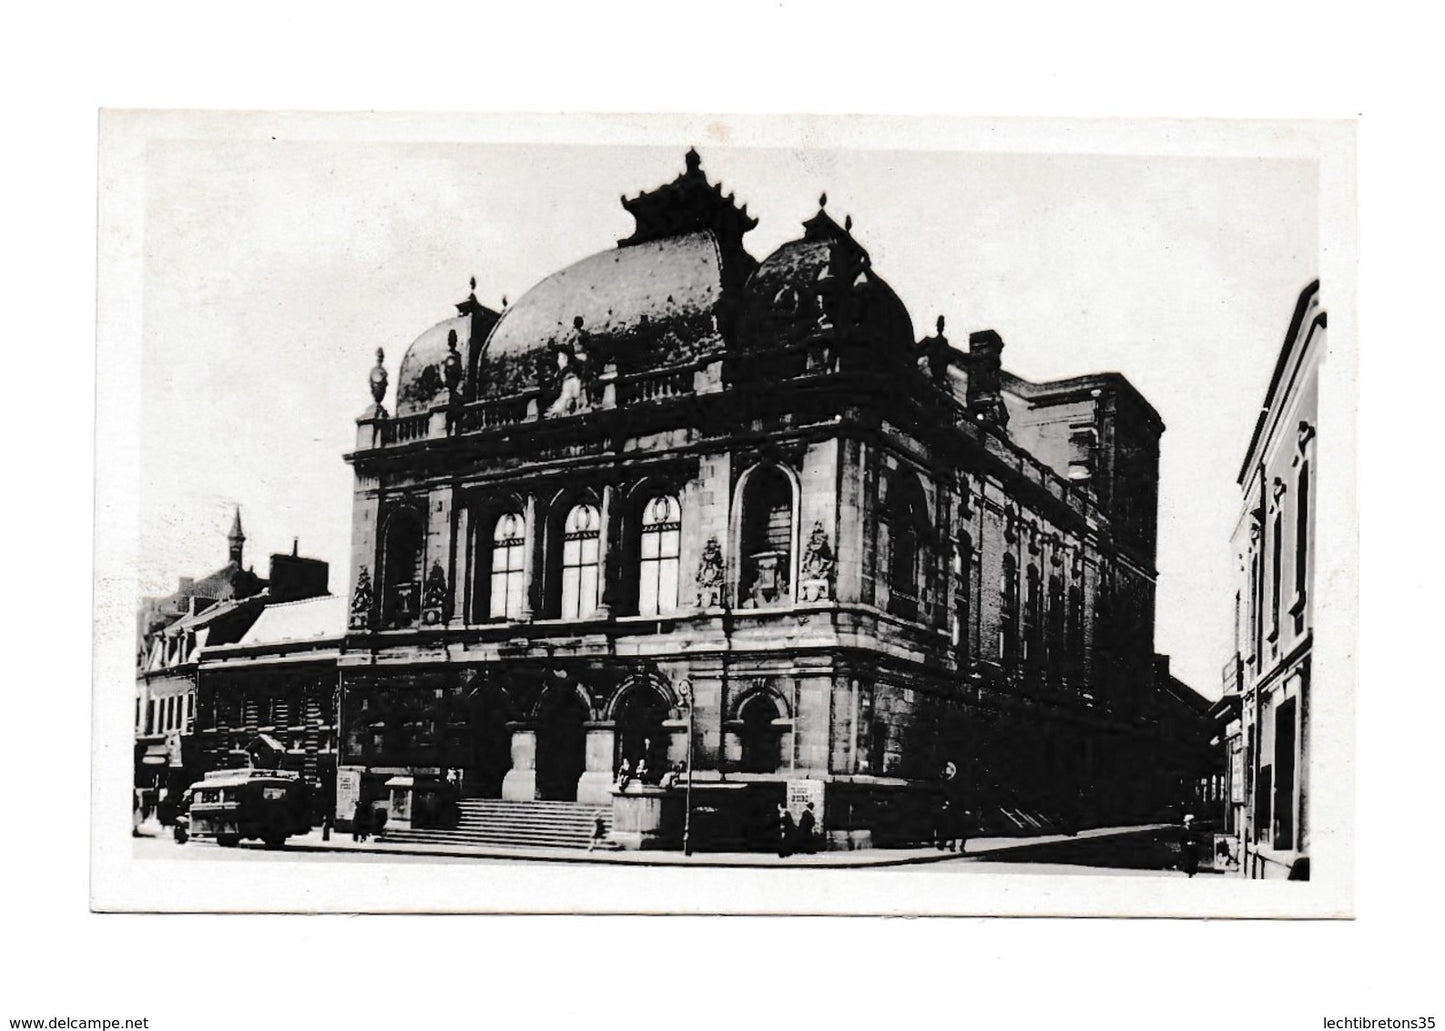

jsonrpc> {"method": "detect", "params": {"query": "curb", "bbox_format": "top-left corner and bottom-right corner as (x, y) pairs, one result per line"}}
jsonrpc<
(194, 824), (1173, 870)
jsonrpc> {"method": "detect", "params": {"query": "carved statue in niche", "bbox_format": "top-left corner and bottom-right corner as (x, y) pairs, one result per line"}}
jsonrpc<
(696, 536), (725, 608)
(421, 561), (448, 625)
(799, 521), (835, 602)
(350, 566), (374, 630)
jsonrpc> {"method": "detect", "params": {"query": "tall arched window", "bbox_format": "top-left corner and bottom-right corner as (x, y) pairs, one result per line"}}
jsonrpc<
(740, 467), (794, 608)
(885, 472), (928, 620)
(382, 508), (425, 628)
(637, 495), (681, 616)
(1024, 564), (1043, 671)
(1047, 573), (1065, 683)
(488, 512), (526, 620)
(560, 502), (602, 619)
(1067, 583), (1085, 688)
(954, 532), (973, 662)
(1000, 554), (1019, 663)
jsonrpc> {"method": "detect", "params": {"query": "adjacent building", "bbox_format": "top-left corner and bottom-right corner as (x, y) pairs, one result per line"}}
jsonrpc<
(134, 512), (334, 817)
(333, 150), (1207, 848)
(1219, 280), (1322, 879)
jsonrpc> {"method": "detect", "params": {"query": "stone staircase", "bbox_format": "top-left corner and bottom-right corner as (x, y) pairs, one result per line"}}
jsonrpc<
(382, 798), (612, 851)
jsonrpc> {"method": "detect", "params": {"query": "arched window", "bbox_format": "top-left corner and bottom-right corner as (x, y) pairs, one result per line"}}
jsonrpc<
(381, 508), (425, 628)
(885, 472), (928, 620)
(954, 532), (973, 662)
(488, 512), (526, 620)
(1067, 583), (1085, 687)
(637, 495), (681, 616)
(739, 467), (794, 608)
(560, 502), (602, 619)
(1000, 554), (1019, 664)
(1024, 564), (1043, 671)
(1047, 573), (1065, 682)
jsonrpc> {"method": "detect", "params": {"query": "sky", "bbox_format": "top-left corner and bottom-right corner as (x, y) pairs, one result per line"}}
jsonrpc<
(131, 121), (1319, 699)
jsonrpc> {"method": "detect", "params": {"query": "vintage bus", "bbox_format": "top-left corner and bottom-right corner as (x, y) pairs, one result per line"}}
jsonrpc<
(182, 768), (314, 849)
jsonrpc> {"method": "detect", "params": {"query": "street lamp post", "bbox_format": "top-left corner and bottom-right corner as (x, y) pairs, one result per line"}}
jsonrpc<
(679, 677), (695, 856)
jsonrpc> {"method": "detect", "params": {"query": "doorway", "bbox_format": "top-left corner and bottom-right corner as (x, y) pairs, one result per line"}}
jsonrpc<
(614, 685), (669, 780)
(1273, 697), (1297, 850)
(535, 690), (588, 801)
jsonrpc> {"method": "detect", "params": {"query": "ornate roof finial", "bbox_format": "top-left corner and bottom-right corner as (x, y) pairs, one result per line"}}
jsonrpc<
(469, 276), (477, 291)
(369, 347), (388, 406)
(844, 214), (853, 232)
(228, 506), (245, 565)
(685, 147), (701, 174)
(819, 191), (828, 209)
(573, 315), (585, 331)
(501, 295), (508, 309)
(937, 315), (946, 335)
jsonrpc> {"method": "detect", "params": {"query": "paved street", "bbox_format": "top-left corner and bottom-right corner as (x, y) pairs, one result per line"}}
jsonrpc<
(133, 823), (1207, 876)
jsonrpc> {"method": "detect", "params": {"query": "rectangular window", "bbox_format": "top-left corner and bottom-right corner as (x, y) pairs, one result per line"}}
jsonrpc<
(1269, 513), (1283, 641)
(1293, 464), (1310, 627)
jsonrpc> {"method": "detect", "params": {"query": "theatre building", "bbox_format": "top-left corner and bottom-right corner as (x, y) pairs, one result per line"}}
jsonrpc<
(1220, 281), (1321, 879)
(338, 150), (1197, 849)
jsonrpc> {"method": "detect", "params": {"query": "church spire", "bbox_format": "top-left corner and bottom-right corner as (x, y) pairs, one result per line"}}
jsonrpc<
(228, 506), (245, 566)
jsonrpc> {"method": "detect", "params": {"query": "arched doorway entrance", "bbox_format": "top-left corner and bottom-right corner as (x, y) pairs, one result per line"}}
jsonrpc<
(614, 684), (669, 780)
(534, 688), (589, 801)
(465, 686), (514, 799)
(738, 691), (785, 773)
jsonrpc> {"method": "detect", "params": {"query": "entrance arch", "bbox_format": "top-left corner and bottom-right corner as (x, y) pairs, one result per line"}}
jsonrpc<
(613, 683), (670, 779)
(738, 691), (786, 773)
(464, 685), (515, 799)
(534, 688), (590, 801)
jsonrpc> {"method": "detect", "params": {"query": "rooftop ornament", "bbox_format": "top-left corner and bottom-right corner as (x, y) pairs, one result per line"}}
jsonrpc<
(368, 348), (389, 411)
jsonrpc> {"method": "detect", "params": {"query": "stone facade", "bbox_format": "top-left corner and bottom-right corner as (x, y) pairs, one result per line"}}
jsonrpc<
(1221, 281), (1321, 879)
(335, 151), (1198, 847)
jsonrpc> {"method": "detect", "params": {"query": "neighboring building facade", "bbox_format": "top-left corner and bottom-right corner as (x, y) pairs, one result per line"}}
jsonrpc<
(332, 150), (1206, 848)
(1221, 280), (1322, 879)
(135, 512), (333, 817)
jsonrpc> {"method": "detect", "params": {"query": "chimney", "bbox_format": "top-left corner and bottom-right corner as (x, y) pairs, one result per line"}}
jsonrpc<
(966, 330), (1010, 430)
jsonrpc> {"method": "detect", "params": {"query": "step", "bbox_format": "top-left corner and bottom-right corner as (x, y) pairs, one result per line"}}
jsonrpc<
(382, 799), (612, 850)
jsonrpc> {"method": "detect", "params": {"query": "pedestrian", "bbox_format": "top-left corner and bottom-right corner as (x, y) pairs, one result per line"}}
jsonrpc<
(797, 802), (818, 855)
(352, 798), (370, 842)
(1179, 814), (1200, 878)
(588, 813), (608, 852)
(934, 797), (952, 851)
(321, 808), (333, 842)
(776, 803), (795, 858)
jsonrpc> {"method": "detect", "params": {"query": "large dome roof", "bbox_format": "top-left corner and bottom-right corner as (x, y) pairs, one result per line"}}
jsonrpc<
(396, 314), (469, 416)
(475, 230), (732, 398)
(737, 208), (914, 354)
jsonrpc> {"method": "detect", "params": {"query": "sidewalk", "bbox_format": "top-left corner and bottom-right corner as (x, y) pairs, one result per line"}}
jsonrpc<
(253, 822), (1173, 868)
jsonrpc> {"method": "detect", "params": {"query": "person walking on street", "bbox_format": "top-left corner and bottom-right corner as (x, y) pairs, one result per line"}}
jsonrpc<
(352, 798), (370, 842)
(1179, 814), (1200, 877)
(776, 803), (795, 858)
(588, 813), (608, 852)
(797, 802), (818, 855)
